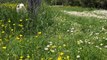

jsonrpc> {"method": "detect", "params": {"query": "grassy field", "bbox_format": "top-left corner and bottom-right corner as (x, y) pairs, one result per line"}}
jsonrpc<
(0, 3), (107, 60)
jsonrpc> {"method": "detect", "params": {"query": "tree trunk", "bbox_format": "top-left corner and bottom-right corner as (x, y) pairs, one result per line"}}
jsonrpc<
(28, 0), (41, 15)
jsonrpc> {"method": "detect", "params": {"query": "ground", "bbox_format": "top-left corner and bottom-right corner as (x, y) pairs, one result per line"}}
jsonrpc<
(0, 4), (107, 60)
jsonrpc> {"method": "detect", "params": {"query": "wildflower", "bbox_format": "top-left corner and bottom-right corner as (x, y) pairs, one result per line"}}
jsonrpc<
(104, 45), (107, 48)
(8, 20), (11, 23)
(2, 31), (5, 34)
(50, 49), (55, 53)
(2, 46), (7, 50)
(63, 44), (66, 47)
(100, 43), (103, 46)
(11, 29), (14, 32)
(16, 37), (20, 40)
(76, 55), (80, 58)
(41, 58), (44, 60)
(49, 42), (53, 45)
(38, 32), (42, 35)
(67, 56), (70, 60)
(57, 56), (62, 60)
(2, 46), (6, 49)
(20, 19), (23, 22)
(27, 55), (30, 58)
(60, 52), (64, 56)
(19, 34), (23, 37)
(1, 25), (4, 27)
(20, 55), (24, 59)
(26, 19), (28, 21)
(51, 45), (56, 48)
(13, 23), (16, 26)
(35, 36), (38, 38)
(18, 24), (23, 27)
(47, 45), (50, 47)
(44, 47), (49, 51)
(48, 58), (52, 60)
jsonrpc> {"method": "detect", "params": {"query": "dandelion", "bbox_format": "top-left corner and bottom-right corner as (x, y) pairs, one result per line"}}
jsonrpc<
(18, 24), (23, 27)
(57, 56), (62, 60)
(60, 52), (64, 56)
(20, 55), (24, 59)
(19, 34), (23, 37)
(67, 56), (70, 60)
(20, 19), (23, 22)
(63, 44), (66, 47)
(8, 20), (11, 23)
(35, 36), (38, 38)
(2, 31), (5, 34)
(1, 24), (4, 27)
(11, 29), (14, 32)
(48, 58), (52, 60)
(38, 32), (42, 35)
(51, 45), (56, 48)
(27, 55), (30, 58)
(26, 19), (28, 21)
(41, 58), (44, 60)
(2, 46), (6, 49)
(16, 37), (20, 40)
(13, 23), (16, 26)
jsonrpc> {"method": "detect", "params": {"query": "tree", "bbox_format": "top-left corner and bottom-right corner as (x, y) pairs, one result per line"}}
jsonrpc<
(28, 0), (41, 15)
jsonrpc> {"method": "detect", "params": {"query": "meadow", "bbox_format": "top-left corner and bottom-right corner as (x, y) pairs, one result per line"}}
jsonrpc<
(0, 2), (107, 60)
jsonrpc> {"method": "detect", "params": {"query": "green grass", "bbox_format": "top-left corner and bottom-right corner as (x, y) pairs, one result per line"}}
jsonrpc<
(0, 3), (107, 60)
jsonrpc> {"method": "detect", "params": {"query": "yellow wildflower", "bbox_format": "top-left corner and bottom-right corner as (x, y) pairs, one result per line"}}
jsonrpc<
(1, 25), (4, 27)
(60, 52), (64, 56)
(48, 58), (52, 60)
(2, 46), (6, 49)
(51, 45), (56, 48)
(41, 58), (44, 60)
(38, 32), (42, 35)
(35, 36), (38, 38)
(16, 37), (20, 40)
(13, 23), (16, 26)
(19, 34), (23, 37)
(8, 20), (11, 23)
(18, 24), (23, 27)
(27, 55), (30, 58)
(20, 56), (24, 59)
(11, 29), (14, 31)
(67, 56), (70, 60)
(20, 19), (23, 22)
(26, 19), (28, 21)
(57, 56), (62, 60)
(2, 31), (5, 34)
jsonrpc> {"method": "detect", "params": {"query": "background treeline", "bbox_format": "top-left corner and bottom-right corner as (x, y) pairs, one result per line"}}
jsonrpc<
(45, 0), (107, 9)
(0, 0), (107, 9)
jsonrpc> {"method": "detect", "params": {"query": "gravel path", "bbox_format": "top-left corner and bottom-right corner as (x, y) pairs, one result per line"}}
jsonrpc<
(62, 10), (107, 19)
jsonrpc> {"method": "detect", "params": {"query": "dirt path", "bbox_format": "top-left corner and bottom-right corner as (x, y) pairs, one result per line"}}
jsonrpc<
(62, 10), (107, 19)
